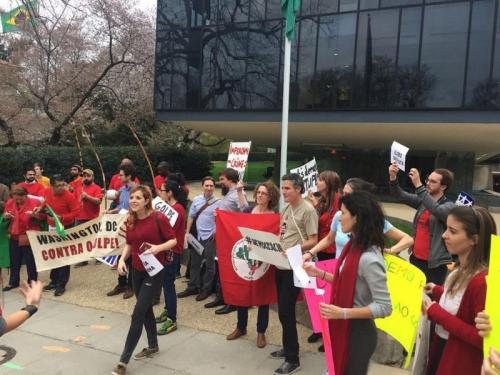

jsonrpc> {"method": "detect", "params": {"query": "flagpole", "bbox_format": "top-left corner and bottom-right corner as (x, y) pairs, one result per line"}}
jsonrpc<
(279, 24), (292, 209)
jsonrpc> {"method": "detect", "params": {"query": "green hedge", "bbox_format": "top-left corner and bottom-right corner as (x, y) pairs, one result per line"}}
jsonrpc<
(0, 145), (212, 186)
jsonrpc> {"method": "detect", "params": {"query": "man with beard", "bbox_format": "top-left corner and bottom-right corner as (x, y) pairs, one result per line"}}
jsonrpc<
(19, 168), (46, 199)
(108, 159), (140, 210)
(389, 163), (454, 284)
(68, 164), (83, 200)
(74, 169), (103, 267)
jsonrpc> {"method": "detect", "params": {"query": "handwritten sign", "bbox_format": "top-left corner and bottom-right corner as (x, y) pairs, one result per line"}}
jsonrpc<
(375, 254), (426, 368)
(152, 197), (179, 227)
(391, 141), (410, 171)
(238, 227), (290, 270)
(227, 141), (251, 180)
(484, 235), (500, 357)
(287, 245), (315, 289)
(290, 158), (319, 197)
(139, 251), (164, 277)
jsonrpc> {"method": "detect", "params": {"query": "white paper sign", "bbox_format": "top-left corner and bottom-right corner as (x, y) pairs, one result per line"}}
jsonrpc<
(187, 233), (204, 255)
(391, 141), (410, 172)
(238, 227), (291, 270)
(287, 245), (316, 289)
(152, 197), (179, 227)
(290, 158), (319, 197)
(139, 251), (164, 276)
(227, 141), (252, 180)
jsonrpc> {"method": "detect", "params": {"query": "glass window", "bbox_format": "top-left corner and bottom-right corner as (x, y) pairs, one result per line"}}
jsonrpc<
(355, 10), (399, 107)
(303, 0), (338, 15)
(158, 0), (189, 28)
(250, 0), (266, 21)
(315, 14), (357, 108)
(201, 27), (219, 109)
(465, 0), (495, 107)
(266, 0), (282, 20)
(220, 0), (250, 24)
(246, 21), (282, 108)
(360, 0), (378, 10)
(491, 3), (500, 105)
(171, 58), (188, 109)
(381, 0), (420, 8)
(397, 7), (421, 68)
(212, 27), (248, 108)
(297, 18), (319, 109)
(420, 3), (469, 107)
(207, 0), (220, 25)
(340, 0), (358, 13)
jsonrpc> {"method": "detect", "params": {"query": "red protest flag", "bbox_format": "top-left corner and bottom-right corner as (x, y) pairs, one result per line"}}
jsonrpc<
(215, 210), (280, 307)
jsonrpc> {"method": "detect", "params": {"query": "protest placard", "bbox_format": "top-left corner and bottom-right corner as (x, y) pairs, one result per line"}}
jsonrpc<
(27, 214), (127, 272)
(391, 141), (410, 171)
(484, 235), (500, 356)
(287, 245), (316, 289)
(290, 158), (319, 197)
(152, 196), (179, 227)
(139, 251), (164, 277)
(375, 254), (426, 368)
(455, 191), (475, 207)
(227, 141), (251, 179)
(238, 227), (290, 270)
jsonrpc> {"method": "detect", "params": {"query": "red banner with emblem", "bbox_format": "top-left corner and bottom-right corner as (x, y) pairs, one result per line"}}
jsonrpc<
(216, 210), (280, 307)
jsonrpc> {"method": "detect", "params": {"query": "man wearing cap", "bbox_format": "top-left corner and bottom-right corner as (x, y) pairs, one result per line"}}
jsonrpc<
(68, 164), (83, 200)
(74, 169), (103, 268)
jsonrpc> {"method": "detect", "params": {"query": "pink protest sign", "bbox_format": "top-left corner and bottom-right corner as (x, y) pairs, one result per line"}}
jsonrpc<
(304, 259), (337, 375)
(304, 259), (337, 332)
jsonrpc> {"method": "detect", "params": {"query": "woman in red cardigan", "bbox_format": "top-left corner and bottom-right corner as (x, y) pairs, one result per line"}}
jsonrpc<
(423, 206), (497, 375)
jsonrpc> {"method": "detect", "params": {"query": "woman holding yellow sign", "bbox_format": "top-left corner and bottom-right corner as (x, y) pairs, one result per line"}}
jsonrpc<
(423, 206), (496, 375)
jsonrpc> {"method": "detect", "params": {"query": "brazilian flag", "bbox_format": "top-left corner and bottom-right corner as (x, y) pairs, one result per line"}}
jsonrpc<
(1, 1), (37, 33)
(0, 217), (10, 268)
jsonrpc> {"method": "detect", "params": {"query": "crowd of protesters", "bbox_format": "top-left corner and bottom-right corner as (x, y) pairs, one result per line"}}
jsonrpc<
(0, 159), (498, 375)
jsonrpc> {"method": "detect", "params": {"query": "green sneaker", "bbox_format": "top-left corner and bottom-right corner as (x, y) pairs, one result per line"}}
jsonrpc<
(157, 318), (177, 335)
(155, 309), (168, 324)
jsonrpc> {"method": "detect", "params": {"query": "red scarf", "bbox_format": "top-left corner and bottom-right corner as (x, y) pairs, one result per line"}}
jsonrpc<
(329, 239), (363, 375)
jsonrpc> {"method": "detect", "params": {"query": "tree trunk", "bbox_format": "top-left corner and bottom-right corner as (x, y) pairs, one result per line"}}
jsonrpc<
(0, 116), (16, 146)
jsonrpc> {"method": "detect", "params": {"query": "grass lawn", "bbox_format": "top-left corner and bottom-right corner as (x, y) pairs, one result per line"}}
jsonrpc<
(211, 160), (303, 183)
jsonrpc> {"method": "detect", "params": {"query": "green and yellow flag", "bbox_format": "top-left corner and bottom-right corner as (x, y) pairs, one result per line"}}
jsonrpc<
(1, 1), (37, 33)
(281, 0), (300, 41)
(45, 203), (67, 238)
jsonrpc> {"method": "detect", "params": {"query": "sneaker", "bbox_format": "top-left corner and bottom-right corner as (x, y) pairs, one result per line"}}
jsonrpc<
(74, 261), (89, 268)
(54, 287), (66, 297)
(318, 344), (324, 352)
(2, 285), (18, 292)
(133, 347), (159, 360)
(157, 318), (177, 335)
(123, 287), (134, 299)
(275, 361), (301, 375)
(307, 332), (321, 343)
(270, 348), (285, 359)
(111, 363), (126, 375)
(155, 309), (169, 324)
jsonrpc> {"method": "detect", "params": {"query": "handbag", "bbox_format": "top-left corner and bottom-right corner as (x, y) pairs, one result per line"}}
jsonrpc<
(153, 212), (174, 264)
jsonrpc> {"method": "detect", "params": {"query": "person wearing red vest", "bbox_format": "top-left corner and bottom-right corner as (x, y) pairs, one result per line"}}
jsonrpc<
(2, 186), (43, 291)
(34, 174), (80, 297)
(18, 168), (46, 199)
(423, 206), (497, 375)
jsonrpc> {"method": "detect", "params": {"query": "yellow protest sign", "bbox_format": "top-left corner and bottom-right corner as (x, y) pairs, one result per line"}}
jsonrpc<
(376, 254), (426, 368)
(484, 235), (500, 356)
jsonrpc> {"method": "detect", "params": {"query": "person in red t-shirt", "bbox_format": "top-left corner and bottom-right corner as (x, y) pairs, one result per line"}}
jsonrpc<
(34, 175), (80, 297)
(18, 168), (46, 199)
(155, 179), (187, 335)
(68, 164), (83, 200)
(74, 169), (103, 268)
(2, 186), (43, 291)
(112, 185), (176, 375)
(153, 161), (169, 193)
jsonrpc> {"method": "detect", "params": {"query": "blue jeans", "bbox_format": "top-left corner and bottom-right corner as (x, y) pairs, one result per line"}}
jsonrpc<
(162, 254), (181, 322)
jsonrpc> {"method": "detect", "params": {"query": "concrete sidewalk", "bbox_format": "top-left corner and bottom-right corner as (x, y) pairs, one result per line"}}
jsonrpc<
(0, 292), (408, 375)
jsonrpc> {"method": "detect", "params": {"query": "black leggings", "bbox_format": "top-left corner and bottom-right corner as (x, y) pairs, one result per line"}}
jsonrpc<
(119, 268), (164, 364)
(345, 319), (378, 375)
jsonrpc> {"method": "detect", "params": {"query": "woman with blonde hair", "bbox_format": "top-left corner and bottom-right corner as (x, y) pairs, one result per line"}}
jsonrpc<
(112, 185), (177, 375)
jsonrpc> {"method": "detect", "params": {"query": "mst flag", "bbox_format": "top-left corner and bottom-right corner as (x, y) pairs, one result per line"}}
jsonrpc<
(216, 210), (280, 307)
(281, 0), (300, 40)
